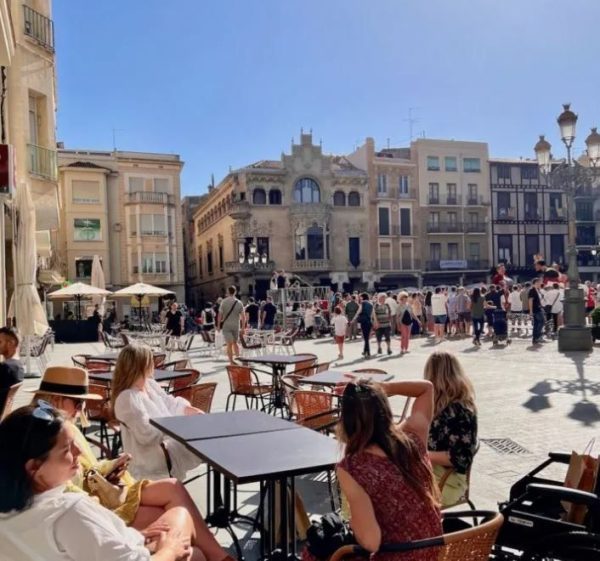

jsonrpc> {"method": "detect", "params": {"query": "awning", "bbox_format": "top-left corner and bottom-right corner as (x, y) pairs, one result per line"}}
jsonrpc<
(30, 182), (60, 231)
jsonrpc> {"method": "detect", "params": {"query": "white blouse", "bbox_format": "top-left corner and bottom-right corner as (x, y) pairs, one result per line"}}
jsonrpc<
(114, 377), (201, 480)
(0, 486), (149, 561)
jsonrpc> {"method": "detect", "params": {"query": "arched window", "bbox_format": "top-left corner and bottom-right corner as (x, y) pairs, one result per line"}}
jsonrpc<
(269, 189), (282, 205)
(253, 188), (266, 205)
(293, 177), (320, 203)
(348, 191), (360, 207)
(333, 191), (346, 206)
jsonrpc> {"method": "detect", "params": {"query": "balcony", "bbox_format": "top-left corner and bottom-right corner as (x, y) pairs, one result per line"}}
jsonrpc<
(23, 5), (54, 52)
(376, 258), (421, 271)
(291, 259), (330, 271)
(464, 222), (487, 233)
(427, 222), (463, 234)
(228, 200), (251, 219)
(425, 259), (489, 271)
(126, 191), (175, 205)
(428, 195), (440, 204)
(550, 208), (567, 221)
(379, 225), (413, 236)
(224, 260), (275, 274)
(496, 208), (516, 220)
(446, 195), (461, 205)
(129, 230), (170, 238)
(523, 211), (542, 222)
(397, 189), (416, 200)
(27, 144), (57, 181)
(467, 195), (485, 205)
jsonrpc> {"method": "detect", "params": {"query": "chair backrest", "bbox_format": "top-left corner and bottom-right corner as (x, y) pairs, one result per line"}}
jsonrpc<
(315, 362), (331, 374)
(85, 358), (114, 372)
(226, 364), (253, 392)
(352, 368), (388, 375)
(292, 354), (318, 376)
(293, 390), (334, 429)
(153, 353), (167, 368)
(86, 383), (113, 421)
(189, 382), (217, 413)
(170, 369), (201, 393)
(182, 334), (195, 351)
(163, 359), (190, 371)
(71, 354), (89, 369)
(120, 333), (131, 345)
(1, 381), (23, 421)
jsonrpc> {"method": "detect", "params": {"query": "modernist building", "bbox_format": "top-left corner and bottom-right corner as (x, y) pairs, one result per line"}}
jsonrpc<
(489, 158), (569, 279)
(189, 132), (371, 304)
(181, 195), (206, 310)
(413, 139), (492, 286)
(57, 149), (185, 316)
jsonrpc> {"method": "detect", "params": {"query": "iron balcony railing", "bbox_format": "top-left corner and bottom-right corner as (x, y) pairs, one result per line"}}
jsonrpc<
(467, 195), (485, 205)
(27, 143), (57, 181)
(23, 5), (55, 52)
(425, 259), (490, 271)
(126, 191), (174, 205)
(464, 222), (487, 233)
(426, 222), (463, 234)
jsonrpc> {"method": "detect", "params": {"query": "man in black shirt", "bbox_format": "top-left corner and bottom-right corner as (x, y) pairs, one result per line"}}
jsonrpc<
(261, 297), (278, 330)
(528, 278), (545, 344)
(245, 297), (260, 329)
(0, 327), (24, 414)
(165, 302), (184, 336)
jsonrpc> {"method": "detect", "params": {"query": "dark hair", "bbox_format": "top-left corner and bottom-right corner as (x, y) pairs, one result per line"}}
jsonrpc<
(0, 327), (19, 347)
(339, 381), (438, 507)
(360, 292), (369, 301)
(425, 291), (432, 306)
(334, 306), (342, 315)
(228, 286), (237, 296)
(0, 405), (64, 513)
(471, 287), (481, 302)
(434, 287), (441, 294)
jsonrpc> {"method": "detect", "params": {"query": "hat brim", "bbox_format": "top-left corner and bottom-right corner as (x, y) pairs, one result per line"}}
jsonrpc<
(26, 387), (103, 400)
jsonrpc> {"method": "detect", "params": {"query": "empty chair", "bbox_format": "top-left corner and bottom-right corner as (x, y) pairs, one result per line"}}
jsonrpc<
(101, 331), (126, 350)
(163, 359), (191, 371)
(267, 326), (300, 354)
(85, 357), (114, 373)
(239, 332), (263, 357)
(315, 362), (331, 374)
(173, 382), (217, 413)
(292, 354), (318, 378)
(71, 354), (89, 369)
(168, 369), (201, 395)
(292, 390), (338, 432)
(225, 365), (273, 411)
(153, 353), (167, 369)
(0, 381), (23, 421)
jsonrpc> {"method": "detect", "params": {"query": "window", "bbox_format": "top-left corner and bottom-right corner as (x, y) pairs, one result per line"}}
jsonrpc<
(378, 207), (390, 236)
(140, 214), (166, 236)
(153, 178), (171, 193)
(430, 211), (440, 225)
(427, 156), (440, 171)
(524, 193), (538, 220)
(73, 219), (101, 241)
(28, 95), (38, 144)
(155, 253), (168, 274)
(253, 188), (266, 205)
(550, 235), (565, 265)
(448, 212), (458, 226)
(295, 223), (328, 260)
(463, 158), (481, 172)
(521, 166), (538, 181)
(468, 212), (478, 225)
(349, 238), (360, 268)
(207, 250), (213, 274)
(497, 192), (511, 217)
(525, 235), (539, 264)
(128, 177), (144, 192)
(377, 173), (388, 194)
(497, 165), (511, 180)
(576, 225), (596, 246)
(74, 257), (93, 279)
(218, 245), (224, 271)
(430, 243), (441, 261)
(348, 191), (360, 206)
(447, 183), (457, 204)
(428, 182), (439, 203)
(401, 243), (412, 269)
(400, 208), (411, 236)
(498, 235), (512, 263)
(379, 243), (392, 269)
(268, 189), (282, 205)
(576, 201), (593, 221)
(256, 237), (270, 259)
(447, 243), (459, 260)
(468, 183), (478, 203)
(293, 177), (320, 203)
(445, 157), (457, 172)
(141, 253), (154, 274)
(198, 248), (203, 278)
(333, 191), (346, 206)
(72, 180), (100, 204)
(549, 193), (563, 219)
(398, 175), (409, 195)
(468, 243), (480, 261)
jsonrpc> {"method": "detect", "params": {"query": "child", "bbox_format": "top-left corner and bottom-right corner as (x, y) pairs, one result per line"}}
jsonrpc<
(331, 306), (348, 360)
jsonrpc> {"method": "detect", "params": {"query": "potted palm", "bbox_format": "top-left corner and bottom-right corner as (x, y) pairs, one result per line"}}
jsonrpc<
(591, 307), (600, 341)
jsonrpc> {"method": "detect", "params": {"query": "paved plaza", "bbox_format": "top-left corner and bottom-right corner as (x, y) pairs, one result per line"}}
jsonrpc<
(13, 332), (600, 552)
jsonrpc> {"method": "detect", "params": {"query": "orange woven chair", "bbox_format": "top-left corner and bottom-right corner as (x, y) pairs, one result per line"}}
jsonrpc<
(71, 354), (89, 369)
(163, 359), (190, 371)
(330, 511), (502, 561)
(292, 390), (339, 432)
(352, 368), (388, 375)
(85, 358), (115, 372)
(225, 364), (273, 411)
(0, 381), (23, 421)
(315, 362), (331, 374)
(153, 353), (167, 368)
(167, 369), (201, 396)
(291, 354), (318, 377)
(173, 382), (217, 413)
(86, 383), (121, 458)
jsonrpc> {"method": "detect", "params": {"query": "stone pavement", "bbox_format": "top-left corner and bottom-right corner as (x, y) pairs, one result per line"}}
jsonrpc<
(13, 331), (600, 551)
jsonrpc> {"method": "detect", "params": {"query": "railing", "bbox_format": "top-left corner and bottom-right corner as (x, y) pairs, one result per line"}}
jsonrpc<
(376, 258), (421, 271)
(27, 144), (57, 181)
(291, 259), (330, 271)
(269, 286), (330, 305)
(576, 237), (597, 246)
(446, 195), (461, 205)
(496, 208), (516, 220)
(425, 259), (489, 271)
(427, 222), (463, 233)
(398, 189), (416, 199)
(23, 5), (54, 52)
(464, 222), (487, 233)
(129, 230), (170, 237)
(228, 201), (251, 218)
(523, 212), (542, 221)
(391, 225), (412, 236)
(467, 195), (485, 205)
(428, 195), (440, 204)
(126, 191), (174, 205)
(224, 260), (275, 273)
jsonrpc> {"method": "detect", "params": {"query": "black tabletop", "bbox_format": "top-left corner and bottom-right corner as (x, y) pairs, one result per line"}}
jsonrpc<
(150, 410), (298, 443)
(239, 354), (316, 366)
(89, 369), (188, 383)
(299, 370), (393, 387)
(186, 427), (340, 483)
(89, 350), (164, 361)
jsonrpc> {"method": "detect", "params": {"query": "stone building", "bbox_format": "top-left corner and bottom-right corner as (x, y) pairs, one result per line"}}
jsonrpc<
(181, 195), (206, 310)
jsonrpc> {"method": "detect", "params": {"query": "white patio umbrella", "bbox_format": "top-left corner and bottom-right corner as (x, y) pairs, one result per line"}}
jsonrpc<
(90, 255), (106, 316)
(112, 282), (174, 323)
(7, 183), (49, 375)
(48, 282), (112, 320)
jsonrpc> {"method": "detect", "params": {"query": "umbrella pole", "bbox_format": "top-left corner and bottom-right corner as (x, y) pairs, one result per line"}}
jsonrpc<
(24, 335), (32, 377)
(139, 295), (143, 330)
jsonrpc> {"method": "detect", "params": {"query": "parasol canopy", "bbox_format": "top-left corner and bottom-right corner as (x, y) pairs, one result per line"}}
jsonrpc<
(90, 255), (106, 315)
(48, 282), (112, 320)
(112, 282), (174, 297)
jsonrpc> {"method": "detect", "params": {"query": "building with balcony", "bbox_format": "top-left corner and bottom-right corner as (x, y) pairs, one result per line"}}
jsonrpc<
(188, 132), (371, 303)
(414, 139), (492, 285)
(489, 158), (569, 279)
(57, 149), (185, 316)
(182, 195), (206, 310)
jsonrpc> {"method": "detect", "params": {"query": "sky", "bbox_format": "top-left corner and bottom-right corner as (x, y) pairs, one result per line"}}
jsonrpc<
(54, 0), (600, 196)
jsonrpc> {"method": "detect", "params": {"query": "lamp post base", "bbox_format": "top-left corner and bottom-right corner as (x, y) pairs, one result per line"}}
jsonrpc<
(558, 325), (592, 352)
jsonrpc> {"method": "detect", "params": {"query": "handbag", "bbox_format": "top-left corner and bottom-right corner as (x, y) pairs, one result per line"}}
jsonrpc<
(84, 468), (128, 510)
(562, 439), (599, 524)
(305, 512), (354, 560)
(544, 292), (560, 315)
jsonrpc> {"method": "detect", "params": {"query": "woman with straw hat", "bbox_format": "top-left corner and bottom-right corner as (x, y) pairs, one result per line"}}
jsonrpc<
(29, 366), (233, 561)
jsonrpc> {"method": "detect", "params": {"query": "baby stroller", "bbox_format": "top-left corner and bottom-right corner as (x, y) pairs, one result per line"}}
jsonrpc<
(492, 309), (511, 346)
(493, 452), (600, 560)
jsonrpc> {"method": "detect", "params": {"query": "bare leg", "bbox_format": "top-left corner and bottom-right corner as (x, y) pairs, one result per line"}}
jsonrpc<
(226, 342), (234, 364)
(132, 479), (229, 561)
(232, 341), (240, 359)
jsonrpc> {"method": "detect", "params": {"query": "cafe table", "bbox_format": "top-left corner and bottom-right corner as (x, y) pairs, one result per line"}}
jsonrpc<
(88, 368), (189, 386)
(88, 349), (164, 362)
(298, 369), (393, 388)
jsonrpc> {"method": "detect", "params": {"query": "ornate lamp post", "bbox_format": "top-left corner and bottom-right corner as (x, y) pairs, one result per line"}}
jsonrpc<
(534, 104), (600, 351)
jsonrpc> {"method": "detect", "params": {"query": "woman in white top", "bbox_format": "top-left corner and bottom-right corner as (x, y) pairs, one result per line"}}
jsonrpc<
(113, 344), (204, 481)
(0, 404), (193, 561)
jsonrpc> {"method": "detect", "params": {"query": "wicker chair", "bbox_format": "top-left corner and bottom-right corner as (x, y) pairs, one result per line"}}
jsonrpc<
(330, 511), (503, 561)
(71, 354), (89, 369)
(352, 368), (388, 375)
(0, 381), (23, 421)
(225, 364), (273, 411)
(167, 369), (201, 395)
(315, 362), (331, 374)
(153, 353), (167, 369)
(163, 359), (191, 371)
(85, 358), (115, 373)
(291, 354), (318, 377)
(437, 444), (479, 510)
(239, 331), (264, 357)
(291, 390), (338, 432)
(86, 383), (120, 458)
(173, 382), (217, 413)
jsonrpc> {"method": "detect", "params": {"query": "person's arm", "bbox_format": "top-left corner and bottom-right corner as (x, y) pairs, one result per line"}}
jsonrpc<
(337, 467), (381, 552)
(114, 391), (164, 447)
(179, 314), (184, 333)
(151, 378), (201, 416)
(381, 380), (434, 445)
(239, 303), (246, 331)
(352, 304), (362, 324)
(529, 295), (534, 315)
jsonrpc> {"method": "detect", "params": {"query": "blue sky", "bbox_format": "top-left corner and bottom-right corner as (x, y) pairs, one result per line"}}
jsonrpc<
(54, 0), (600, 196)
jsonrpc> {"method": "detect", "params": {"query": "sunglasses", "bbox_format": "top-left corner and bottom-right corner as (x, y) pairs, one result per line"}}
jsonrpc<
(21, 400), (58, 457)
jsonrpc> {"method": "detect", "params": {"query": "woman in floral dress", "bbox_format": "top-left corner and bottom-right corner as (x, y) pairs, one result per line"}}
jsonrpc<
(423, 351), (478, 507)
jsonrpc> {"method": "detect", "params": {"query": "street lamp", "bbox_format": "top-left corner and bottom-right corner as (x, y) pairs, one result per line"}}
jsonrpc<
(535, 103), (600, 352)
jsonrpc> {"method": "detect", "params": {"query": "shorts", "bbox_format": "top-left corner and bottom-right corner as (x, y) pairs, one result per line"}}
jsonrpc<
(434, 315), (447, 324)
(375, 326), (391, 343)
(221, 327), (239, 343)
(334, 335), (345, 344)
(458, 312), (471, 322)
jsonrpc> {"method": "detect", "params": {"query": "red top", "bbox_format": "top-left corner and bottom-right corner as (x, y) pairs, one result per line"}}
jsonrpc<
(491, 273), (505, 285)
(339, 434), (442, 561)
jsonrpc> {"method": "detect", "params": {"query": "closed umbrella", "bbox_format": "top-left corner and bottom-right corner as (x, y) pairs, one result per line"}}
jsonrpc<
(112, 282), (174, 326)
(91, 255), (106, 316)
(8, 184), (49, 376)
(48, 282), (112, 320)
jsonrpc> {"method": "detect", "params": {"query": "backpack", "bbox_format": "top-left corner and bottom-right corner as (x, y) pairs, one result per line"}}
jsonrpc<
(401, 309), (412, 325)
(204, 309), (214, 324)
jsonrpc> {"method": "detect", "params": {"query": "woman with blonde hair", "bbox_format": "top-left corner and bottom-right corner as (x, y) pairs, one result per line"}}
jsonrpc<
(112, 344), (203, 481)
(423, 351), (478, 507)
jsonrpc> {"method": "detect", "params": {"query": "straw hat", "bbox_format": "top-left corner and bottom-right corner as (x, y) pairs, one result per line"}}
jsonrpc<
(27, 366), (102, 400)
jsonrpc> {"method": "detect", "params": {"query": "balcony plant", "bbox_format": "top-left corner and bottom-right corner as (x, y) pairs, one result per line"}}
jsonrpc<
(590, 307), (600, 342)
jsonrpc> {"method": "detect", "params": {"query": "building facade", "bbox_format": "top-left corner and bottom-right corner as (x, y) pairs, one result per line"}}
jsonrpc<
(181, 195), (206, 310)
(57, 149), (185, 316)
(189, 132), (371, 304)
(489, 159), (569, 279)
